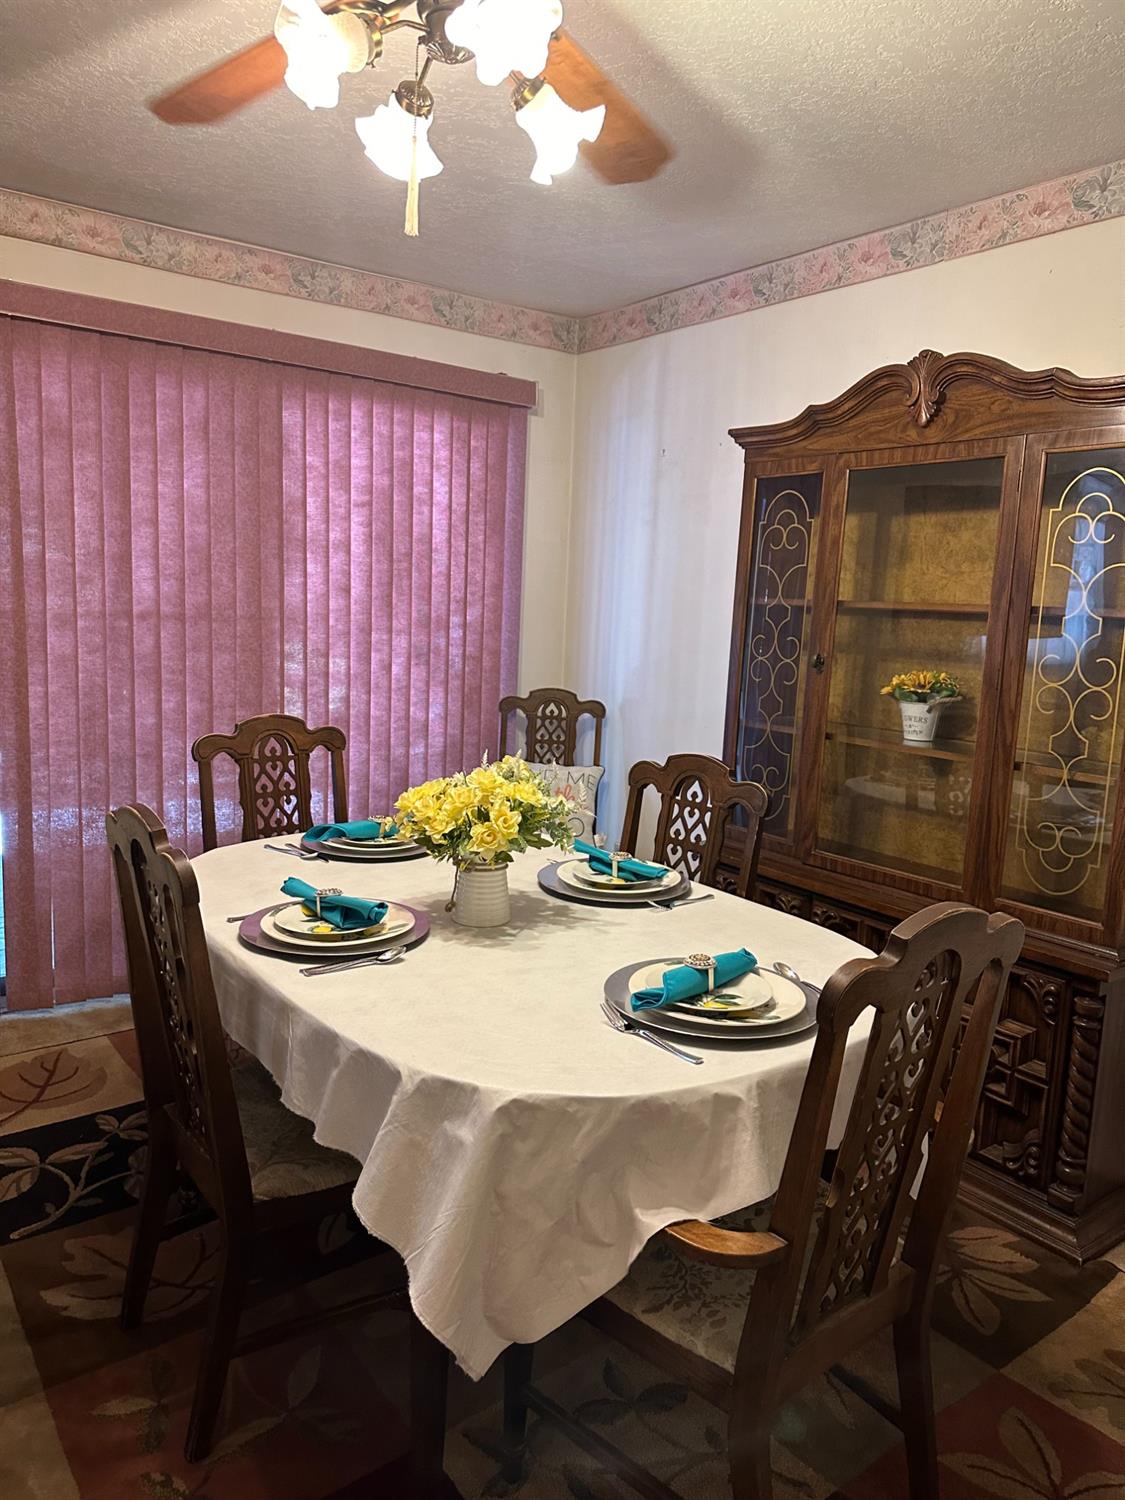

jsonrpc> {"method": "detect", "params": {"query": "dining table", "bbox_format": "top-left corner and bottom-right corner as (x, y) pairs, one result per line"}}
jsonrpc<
(193, 838), (875, 1384)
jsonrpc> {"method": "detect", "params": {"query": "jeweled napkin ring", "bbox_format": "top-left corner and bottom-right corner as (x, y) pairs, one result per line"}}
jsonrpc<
(610, 849), (630, 880)
(315, 887), (341, 918)
(379, 816), (391, 838)
(686, 953), (716, 993)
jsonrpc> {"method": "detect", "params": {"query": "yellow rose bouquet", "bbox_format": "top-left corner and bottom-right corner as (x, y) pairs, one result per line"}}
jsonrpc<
(395, 755), (576, 868)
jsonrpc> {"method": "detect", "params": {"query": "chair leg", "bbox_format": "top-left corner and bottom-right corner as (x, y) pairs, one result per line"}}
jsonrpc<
(894, 1308), (940, 1500)
(119, 1116), (177, 1331)
(184, 1240), (251, 1463)
(502, 1342), (534, 1483)
(729, 1410), (774, 1500)
(409, 1311), (451, 1500)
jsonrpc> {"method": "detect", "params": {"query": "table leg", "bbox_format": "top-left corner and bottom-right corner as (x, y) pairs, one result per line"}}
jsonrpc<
(409, 1310), (451, 1498)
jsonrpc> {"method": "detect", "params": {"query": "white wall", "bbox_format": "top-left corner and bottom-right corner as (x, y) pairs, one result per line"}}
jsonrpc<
(0, 236), (577, 697)
(7, 219), (1125, 835)
(566, 218), (1125, 835)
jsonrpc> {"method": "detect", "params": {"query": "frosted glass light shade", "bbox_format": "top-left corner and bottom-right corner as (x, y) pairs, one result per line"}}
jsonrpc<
(446, 0), (563, 87)
(274, 0), (371, 110)
(515, 83), (605, 185)
(355, 95), (444, 182)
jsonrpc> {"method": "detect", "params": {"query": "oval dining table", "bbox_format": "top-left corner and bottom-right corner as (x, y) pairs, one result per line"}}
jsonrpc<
(193, 838), (873, 1481)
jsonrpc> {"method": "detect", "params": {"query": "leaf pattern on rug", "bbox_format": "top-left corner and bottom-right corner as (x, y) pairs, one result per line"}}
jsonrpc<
(0, 1108), (147, 1240)
(42, 1222), (217, 1321)
(1049, 1349), (1125, 1433)
(461, 1355), (819, 1500)
(937, 1225), (1049, 1336)
(0, 1048), (109, 1129)
(942, 1408), (1124, 1499)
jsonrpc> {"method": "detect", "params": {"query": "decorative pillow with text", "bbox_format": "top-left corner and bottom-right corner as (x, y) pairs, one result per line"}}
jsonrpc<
(527, 762), (604, 842)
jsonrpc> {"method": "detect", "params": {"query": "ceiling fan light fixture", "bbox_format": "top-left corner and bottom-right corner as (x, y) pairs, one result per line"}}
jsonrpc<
(446, 0), (563, 88)
(274, 0), (375, 111)
(513, 80), (605, 185)
(355, 90), (444, 183)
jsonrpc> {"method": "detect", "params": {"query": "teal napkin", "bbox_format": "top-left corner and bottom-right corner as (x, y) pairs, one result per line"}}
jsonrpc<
(631, 948), (758, 1012)
(303, 819), (399, 843)
(574, 837), (668, 883)
(281, 877), (388, 932)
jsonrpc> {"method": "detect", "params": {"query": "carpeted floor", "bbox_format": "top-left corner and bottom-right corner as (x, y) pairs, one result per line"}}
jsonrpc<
(3, 1006), (1125, 1499)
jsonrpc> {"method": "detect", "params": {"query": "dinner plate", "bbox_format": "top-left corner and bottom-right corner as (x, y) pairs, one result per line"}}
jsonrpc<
(603, 958), (818, 1043)
(270, 900), (415, 946)
(538, 862), (690, 908)
(238, 903), (429, 960)
(627, 961), (806, 1029)
(567, 861), (676, 894)
(556, 859), (680, 896)
(300, 835), (426, 861)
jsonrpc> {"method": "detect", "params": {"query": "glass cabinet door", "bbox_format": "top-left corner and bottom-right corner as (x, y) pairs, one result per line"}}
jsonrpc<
(1001, 440), (1125, 929)
(733, 471), (821, 843)
(810, 452), (1009, 888)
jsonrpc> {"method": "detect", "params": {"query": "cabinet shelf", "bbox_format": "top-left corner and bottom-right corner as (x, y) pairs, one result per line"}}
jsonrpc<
(824, 725), (975, 762)
(748, 598), (994, 615)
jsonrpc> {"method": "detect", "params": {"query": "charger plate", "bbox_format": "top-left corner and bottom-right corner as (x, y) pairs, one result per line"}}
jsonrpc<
(239, 902), (430, 960)
(604, 957), (817, 1043)
(538, 862), (689, 908)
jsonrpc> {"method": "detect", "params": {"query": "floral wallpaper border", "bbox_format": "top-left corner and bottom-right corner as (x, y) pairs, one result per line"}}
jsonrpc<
(578, 158), (1125, 353)
(0, 188), (583, 356)
(1, 157), (1123, 358)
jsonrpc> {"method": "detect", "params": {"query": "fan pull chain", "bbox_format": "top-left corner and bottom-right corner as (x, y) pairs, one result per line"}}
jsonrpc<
(404, 40), (423, 237)
(405, 114), (420, 236)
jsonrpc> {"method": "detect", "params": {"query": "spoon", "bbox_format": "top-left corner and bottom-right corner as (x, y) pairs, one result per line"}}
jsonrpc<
(765, 960), (822, 994)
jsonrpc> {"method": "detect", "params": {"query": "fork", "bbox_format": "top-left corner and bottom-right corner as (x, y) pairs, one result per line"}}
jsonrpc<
(647, 892), (716, 911)
(265, 843), (321, 860)
(599, 999), (703, 1064)
(299, 944), (407, 977)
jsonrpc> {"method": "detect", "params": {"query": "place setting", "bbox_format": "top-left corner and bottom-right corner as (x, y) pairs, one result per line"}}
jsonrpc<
(538, 837), (711, 910)
(266, 815), (428, 863)
(601, 946), (820, 1062)
(236, 874), (430, 974)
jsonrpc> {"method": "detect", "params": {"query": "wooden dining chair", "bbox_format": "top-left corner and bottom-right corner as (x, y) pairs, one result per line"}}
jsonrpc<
(503, 901), (1024, 1500)
(192, 712), (348, 851)
(498, 687), (606, 766)
(107, 803), (403, 1462)
(619, 752), (768, 898)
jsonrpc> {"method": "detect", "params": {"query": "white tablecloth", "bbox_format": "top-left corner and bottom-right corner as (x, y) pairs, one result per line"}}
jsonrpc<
(194, 841), (873, 1378)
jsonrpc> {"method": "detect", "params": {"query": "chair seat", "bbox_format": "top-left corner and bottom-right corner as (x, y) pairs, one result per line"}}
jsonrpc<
(232, 1058), (359, 1202)
(603, 1185), (829, 1374)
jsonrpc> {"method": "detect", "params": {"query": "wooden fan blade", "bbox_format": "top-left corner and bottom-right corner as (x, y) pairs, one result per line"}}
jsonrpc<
(149, 36), (287, 124)
(544, 30), (672, 185)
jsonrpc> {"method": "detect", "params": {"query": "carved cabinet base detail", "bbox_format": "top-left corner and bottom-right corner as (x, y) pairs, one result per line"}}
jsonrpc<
(754, 875), (1125, 1263)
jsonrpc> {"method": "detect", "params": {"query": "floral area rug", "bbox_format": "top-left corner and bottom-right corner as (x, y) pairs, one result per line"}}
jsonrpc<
(2, 1010), (1125, 1499)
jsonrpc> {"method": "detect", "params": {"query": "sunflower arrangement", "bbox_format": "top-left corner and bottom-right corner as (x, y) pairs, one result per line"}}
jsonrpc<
(880, 669), (961, 703)
(395, 755), (575, 866)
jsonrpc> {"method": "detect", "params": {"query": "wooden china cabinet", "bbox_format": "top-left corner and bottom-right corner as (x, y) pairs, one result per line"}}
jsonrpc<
(722, 350), (1125, 1262)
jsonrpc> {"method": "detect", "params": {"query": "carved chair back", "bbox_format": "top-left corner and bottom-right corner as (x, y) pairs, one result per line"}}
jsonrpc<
(498, 688), (606, 766)
(736, 902), (1023, 1393)
(619, 753), (768, 898)
(107, 803), (253, 1227)
(192, 713), (348, 851)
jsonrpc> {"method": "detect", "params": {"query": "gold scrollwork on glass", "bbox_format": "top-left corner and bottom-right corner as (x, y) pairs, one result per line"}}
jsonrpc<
(1014, 463), (1125, 901)
(740, 481), (816, 834)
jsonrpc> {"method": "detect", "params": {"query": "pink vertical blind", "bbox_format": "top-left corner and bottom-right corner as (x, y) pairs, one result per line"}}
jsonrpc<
(0, 315), (527, 1009)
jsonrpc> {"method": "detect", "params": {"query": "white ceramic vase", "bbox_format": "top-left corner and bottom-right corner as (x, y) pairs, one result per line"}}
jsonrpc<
(899, 697), (942, 743)
(451, 861), (511, 928)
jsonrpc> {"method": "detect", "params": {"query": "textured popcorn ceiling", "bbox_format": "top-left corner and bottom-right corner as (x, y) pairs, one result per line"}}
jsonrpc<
(1, 0), (1123, 317)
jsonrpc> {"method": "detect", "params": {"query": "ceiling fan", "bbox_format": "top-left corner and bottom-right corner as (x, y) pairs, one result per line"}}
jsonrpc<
(150, 0), (672, 236)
